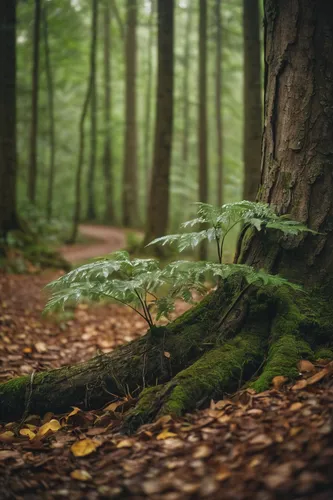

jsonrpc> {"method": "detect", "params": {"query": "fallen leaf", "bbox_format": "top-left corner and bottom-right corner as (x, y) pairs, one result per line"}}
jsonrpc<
(156, 430), (178, 440)
(36, 419), (61, 438)
(292, 379), (308, 391)
(164, 351), (171, 359)
(193, 444), (212, 458)
(71, 469), (92, 481)
(306, 366), (331, 385)
(71, 438), (100, 457)
(116, 439), (134, 449)
(298, 360), (315, 372)
(215, 464), (231, 481)
(249, 433), (273, 448)
(0, 431), (15, 443)
(19, 428), (36, 440)
(289, 402), (303, 412)
(272, 376), (288, 390)
(0, 450), (19, 461)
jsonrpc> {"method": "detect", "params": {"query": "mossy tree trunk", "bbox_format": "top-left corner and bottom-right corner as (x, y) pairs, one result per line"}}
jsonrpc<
(1, 0), (333, 427)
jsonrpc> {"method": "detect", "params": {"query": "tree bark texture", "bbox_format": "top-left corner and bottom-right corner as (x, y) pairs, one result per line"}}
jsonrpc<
(198, 0), (208, 259)
(86, 0), (98, 221)
(103, 0), (115, 224)
(0, 2), (20, 238)
(2, 0), (333, 428)
(215, 0), (224, 206)
(144, 0), (174, 244)
(242, 0), (262, 202)
(122, 0), (138, 228)
(42, 5), (56, 221)
(28, 0), (41, 204)
(182, 1), (193, 167)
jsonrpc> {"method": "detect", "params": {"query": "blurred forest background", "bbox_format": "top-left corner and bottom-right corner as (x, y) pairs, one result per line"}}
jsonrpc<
(4, 0), (263, 261)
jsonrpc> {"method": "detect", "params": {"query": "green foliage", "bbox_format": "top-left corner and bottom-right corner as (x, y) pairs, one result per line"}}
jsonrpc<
(148, 201), (316, 263)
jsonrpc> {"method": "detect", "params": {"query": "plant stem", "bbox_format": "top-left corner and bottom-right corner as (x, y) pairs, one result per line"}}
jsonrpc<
(100, 292), (149, 325)
(134, 290), (153, 327)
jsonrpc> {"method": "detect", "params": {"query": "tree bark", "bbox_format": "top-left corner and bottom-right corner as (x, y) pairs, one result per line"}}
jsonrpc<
(143, 0), (155, 194)
(122, 0), (138, 228)
(103, 0), (115, 224)
(182, 2), (193, 168)
(0, 2), (20, 239)
(28, 0), (41, 204)
(242, 0), (262, 201)
(86, 0), (98, 221)
(70, 0), (98, 243)
(198, 0), (208, 259)
(2, 0), (333, 428)
(42, 5), (56, 221)
(144, 0), (174, 245)
(215, 0), (224, 206)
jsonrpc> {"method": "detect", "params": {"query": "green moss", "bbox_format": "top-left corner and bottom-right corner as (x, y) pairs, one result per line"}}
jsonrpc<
(315, 347), (333, 360)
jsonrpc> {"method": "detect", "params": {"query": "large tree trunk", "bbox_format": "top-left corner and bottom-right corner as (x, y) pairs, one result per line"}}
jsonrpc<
(198, 0), (208, 259)
(42, 4), (56, 221)
(86, 0), (98, 221)
(2, 0), (333, 429)
(122, 0), (138, 228)
(0, 2), (20, 239)
(182, 2), (193, 169)
(242, 0), (262, 201)
(215, 0), (224, 206)
(144, 0), (174, 245)
(103, 0), (115, 224)
(28, 0), (41, 204)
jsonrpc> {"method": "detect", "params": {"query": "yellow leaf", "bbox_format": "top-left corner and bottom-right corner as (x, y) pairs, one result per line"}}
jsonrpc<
(156, 430), (177, 440)
(19, 428), (36, 440)
(71, 469), (92, 481)
(297, 360), (315, 373)
(71, 439), (99, 457)
(116, 439), (134, 448)
(272, 376), (288, 390)
(0, 431), (15, 443)
(36, 419), (61, 438)
(104, 401), (122, 412)
(289, 402), (303, 412)
(23, 347), (32, 354)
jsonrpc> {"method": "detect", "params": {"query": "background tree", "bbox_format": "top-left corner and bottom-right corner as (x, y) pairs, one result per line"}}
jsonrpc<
(215, 0), (224, 206)
(144, 0), (174, 246)
(198, 0), (208, 259)
(42, 4), (56, 221)
(181, 0), (193, 170)
(86, 0), (98, 221)
(242, 0), (262, 201)
(122, 0), (138, 227)
(0, 2), (19, 238)
(28, 0), (41, 204)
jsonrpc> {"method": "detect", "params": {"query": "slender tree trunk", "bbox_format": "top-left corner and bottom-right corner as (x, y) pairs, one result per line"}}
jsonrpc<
(143, 0), (155, 192)
(198, 0), (208, 259)
(122, 0), (138, 228)
(70, 0), (98, 243)
(0, 2), (19, 238)
(28, 0), (41, 204)
(215, 0), (224, 206)
(103, 0), (115, 224)
(42, 5), (56, 221)
(182, 2), (193, 168)
(242, 0), (262, 201)
(2, 0), (333, 429)
(144, 0), (174, 245)
(86, 0), (98, 221)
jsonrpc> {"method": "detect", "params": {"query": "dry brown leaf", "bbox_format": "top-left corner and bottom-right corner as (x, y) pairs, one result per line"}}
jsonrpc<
(71, 469), (92, 481)
(292, 379), (308, 391)
(306, 367), (331, 385)
(71, 438), (100, 457)
(272, 375), (288, 390)
(193, 444), (212, 458)
(289, 402), (303, 411)
(156, 430), (178, 440)
(164, 351), (171, 359)
(298, 360), (315, 372)
(0, 431), (15, 443)
(247, 408), (263, 417)
(0, 450), (19, 461)
(249, 433), (273, 448)
(116, 439), (134, 449)
(215, 464), (231, 481)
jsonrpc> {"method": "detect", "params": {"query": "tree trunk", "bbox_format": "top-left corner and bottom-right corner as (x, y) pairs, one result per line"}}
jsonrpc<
(0, 2), (20, 239)
(103, 0), (115, 224)
(2, 0), (333, 429)
(215, 0), (224, 206)
(143, 0), (155, 195)
(70, 0), (98, 243)
(28, 0), (41, 204)
(42, 5), (56, 221)
(198, 0), (208, 259)
(182, 2), (193, 168)
(86, 0), (98, 221)
(122, 0), (138, 228)
(242, 0), (262, 201)
(144, 0), (174, 245)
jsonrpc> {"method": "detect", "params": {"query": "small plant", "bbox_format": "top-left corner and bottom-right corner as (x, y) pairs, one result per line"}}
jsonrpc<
(148, 201), (315, 263)
(45, 202), (314, 329)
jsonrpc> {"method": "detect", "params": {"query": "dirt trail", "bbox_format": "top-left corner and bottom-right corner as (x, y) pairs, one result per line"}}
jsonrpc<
(60, 224), (127, 264)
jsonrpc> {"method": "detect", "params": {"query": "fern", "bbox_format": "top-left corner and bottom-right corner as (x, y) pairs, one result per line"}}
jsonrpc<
(147, 200), (316, 263)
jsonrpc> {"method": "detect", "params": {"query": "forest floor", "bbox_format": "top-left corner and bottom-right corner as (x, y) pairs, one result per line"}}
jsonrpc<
(0, 232), (333, 499)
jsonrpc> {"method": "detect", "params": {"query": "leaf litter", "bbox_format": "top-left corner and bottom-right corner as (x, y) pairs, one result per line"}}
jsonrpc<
(1, 272), (333, 499)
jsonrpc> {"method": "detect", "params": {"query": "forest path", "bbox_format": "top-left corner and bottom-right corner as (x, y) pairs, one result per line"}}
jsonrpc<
(60, 224), (128, 264)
